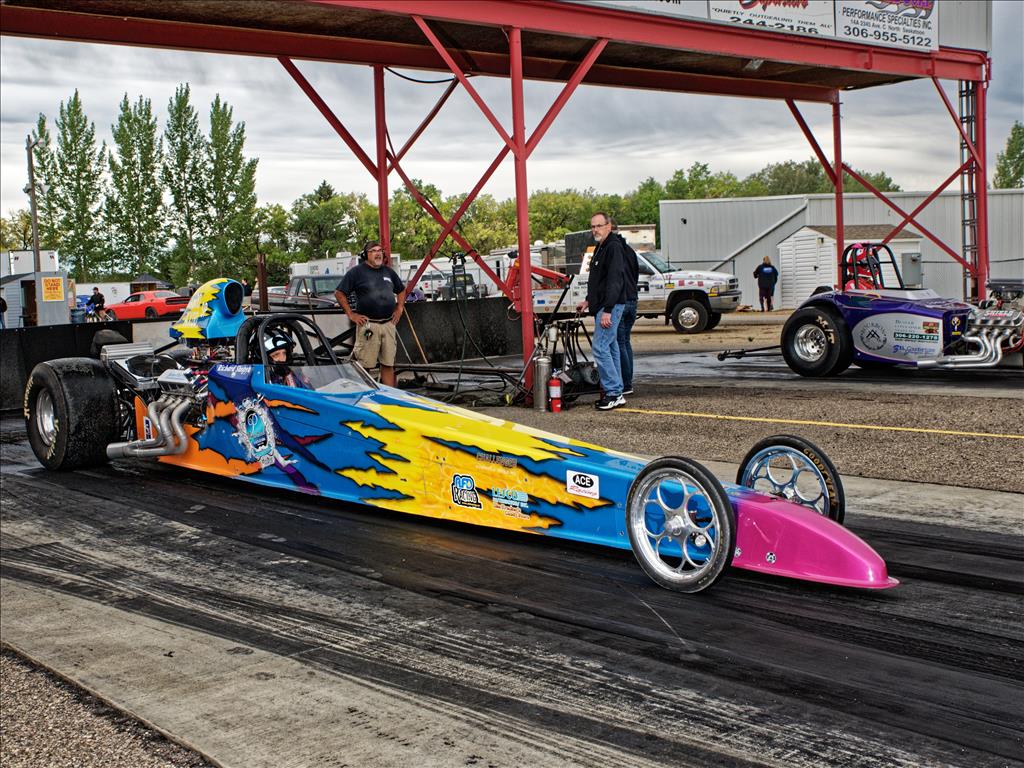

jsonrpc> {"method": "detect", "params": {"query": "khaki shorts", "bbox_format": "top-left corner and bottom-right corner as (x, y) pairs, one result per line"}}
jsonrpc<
(353, 319), (397, 369)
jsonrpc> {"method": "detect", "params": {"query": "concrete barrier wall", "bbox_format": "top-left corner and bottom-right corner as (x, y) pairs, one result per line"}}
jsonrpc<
(399, 297), (523, 363)
(1, 321), (133, 411)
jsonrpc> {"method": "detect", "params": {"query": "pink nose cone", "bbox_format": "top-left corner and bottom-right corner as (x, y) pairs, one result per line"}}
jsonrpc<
(730, 492), (898, 589)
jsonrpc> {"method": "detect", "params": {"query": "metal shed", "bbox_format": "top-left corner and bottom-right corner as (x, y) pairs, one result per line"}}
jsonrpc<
(777, 225), (923, 308)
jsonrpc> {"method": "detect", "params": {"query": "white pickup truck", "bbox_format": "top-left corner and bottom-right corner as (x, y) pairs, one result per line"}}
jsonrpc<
(532, 249), (742, 333)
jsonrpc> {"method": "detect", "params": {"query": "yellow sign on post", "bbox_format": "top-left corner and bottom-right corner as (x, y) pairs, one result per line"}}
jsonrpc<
(42, 277), (65, 302)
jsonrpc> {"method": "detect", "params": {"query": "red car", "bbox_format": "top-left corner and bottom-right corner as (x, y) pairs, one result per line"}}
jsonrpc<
(105, 290), (190, 320)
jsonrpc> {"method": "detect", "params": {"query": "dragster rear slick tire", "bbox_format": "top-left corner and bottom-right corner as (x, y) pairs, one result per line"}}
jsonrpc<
(24, 359), (119, 471)
(626, 457), (736, 593)
(781, 306), (853, 377)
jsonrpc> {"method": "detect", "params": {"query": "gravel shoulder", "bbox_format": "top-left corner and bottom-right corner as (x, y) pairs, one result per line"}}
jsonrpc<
(0, 649), (214, 768)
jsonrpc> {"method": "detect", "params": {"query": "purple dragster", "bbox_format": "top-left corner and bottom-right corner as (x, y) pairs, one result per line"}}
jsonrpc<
(780, 244), (1023, 377)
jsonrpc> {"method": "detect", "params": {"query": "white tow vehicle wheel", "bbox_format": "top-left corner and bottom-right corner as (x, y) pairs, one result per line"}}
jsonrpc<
(626, 457), (736, 593)
(737, 435), (845, 524)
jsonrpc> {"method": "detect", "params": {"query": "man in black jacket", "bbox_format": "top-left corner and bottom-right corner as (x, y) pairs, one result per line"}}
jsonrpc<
(576, 212), (627, 410)
(616, 229), (639, 396)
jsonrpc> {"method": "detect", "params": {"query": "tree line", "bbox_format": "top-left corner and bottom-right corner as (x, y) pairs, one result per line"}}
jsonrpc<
(3, 86), (1020, 287)
(2, 86), (257, 287)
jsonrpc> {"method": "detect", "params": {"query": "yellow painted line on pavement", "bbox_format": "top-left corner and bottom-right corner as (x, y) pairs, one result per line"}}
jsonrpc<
(618, 408), (1024, 440)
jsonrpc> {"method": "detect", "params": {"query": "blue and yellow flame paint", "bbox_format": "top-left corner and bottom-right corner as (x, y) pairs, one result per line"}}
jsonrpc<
(145, 362), (646, 550)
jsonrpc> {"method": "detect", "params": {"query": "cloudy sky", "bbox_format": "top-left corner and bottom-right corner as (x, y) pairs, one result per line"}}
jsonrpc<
(1, 2), (1021, 217)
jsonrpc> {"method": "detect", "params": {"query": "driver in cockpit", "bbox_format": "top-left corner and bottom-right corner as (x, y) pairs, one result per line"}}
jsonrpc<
(265, 332), (312, 388)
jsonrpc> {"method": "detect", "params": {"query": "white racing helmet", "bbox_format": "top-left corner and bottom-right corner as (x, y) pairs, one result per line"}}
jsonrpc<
(264, 331), (294, 355)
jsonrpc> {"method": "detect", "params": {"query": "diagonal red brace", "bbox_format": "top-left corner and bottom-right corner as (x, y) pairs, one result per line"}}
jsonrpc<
(390, 155), (512, 299)
(403, 146), (513, 299)
(787, 100), (838, 187)
(843, 163), (975, 274)
(525, 38), (607, 158)
(412, 15), (515, 151)
(932, 78), (984, 169)
(279, 56), (378, 179)
(881, 159), (970, 247)
(387, 78), (459, 174)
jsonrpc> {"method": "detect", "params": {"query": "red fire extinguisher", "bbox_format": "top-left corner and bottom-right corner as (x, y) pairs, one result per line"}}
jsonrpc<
(548, 375), (562, 413)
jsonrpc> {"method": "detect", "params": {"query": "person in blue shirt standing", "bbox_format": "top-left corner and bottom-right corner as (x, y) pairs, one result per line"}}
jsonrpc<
(753, 256), (780, 312)
(334, 241), (406, 386)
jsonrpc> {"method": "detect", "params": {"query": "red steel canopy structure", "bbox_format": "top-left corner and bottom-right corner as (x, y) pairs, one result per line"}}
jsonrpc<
(0, 0), (991, 374)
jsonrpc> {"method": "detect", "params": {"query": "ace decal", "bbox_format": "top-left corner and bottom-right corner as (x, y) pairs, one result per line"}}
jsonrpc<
(567, 470), (600, 499)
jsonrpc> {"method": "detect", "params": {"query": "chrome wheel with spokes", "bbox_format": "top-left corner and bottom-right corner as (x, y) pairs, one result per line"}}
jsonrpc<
(626, 457), (735, 593)
(793, 324), (828, 363)
(737, 434), (845, 523)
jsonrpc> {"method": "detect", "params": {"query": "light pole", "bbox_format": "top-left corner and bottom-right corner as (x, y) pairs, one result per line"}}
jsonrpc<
(256, 233), (270, 312)
(24, 135), (42, 274)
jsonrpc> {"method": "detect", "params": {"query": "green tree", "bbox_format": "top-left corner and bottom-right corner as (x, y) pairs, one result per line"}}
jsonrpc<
(30, 115), (62, 250)
(290, 181), (364, 260)
(163, 84), (209, 285)
(53, 90), (106, 281)
(993, 120), (1024, 188)
(106, 94), (165, 277)
(621, 176), (664, 242)
(202, 95), (258, 281)
(387, 180), (447, 261)
(844, 168), (900, 194)
(739, 158), (900, 196)
(529, 188), (599, 241)
(254, 203), (294, 285)
(1, 209), (33, 251)
(664, 163), (742, 200)
(457, 193), (517, 256)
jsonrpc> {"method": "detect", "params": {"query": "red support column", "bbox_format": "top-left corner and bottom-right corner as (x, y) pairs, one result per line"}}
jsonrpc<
(373, 66), (391, 263)
(975, 75), (989, 299)
(832, 100), (844, 287)
(509, 27), (535, 375)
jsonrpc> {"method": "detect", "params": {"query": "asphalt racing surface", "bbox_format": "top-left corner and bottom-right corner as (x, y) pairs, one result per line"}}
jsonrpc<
(2, 407), (1022, 767)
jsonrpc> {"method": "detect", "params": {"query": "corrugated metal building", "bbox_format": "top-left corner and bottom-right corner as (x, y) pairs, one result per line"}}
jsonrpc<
(660, 190), (1023, 307)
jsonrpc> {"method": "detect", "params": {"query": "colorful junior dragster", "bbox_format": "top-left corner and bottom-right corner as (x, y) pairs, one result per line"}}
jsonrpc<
(24, 278), (897, 594)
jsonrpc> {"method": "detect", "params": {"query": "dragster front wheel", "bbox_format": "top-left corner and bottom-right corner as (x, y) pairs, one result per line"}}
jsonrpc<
(737, 435), (845, 524)
(626, 457), (736, 593)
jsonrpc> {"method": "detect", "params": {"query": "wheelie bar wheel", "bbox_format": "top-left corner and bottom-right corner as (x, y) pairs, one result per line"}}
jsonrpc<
(626, 457), (736, 593)
(736, 435), (845, 524)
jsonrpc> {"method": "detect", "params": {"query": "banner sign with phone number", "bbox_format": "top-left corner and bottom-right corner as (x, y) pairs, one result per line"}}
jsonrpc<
(836, 0), (938, 51)
(709, 0), (837, 38)
(564, 0), (939, 51)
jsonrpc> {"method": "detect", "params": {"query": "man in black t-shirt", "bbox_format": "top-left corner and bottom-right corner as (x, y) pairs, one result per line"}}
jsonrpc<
(334, 241), (406, 386)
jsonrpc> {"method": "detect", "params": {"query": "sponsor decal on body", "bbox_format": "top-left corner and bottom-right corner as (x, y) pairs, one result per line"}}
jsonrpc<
(217, 363), (253, 380)
(857, 322), (888, 351)
(451, 474), (482, 509)
(475, 451), (518, 469)
(567, 470), (600, 499)
(490, 486), (531, 519)
(235, 397), (276, 467)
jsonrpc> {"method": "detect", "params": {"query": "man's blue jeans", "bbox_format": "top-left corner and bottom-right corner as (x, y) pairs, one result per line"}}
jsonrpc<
(617, 299), (637, 391)
(592, 304), (625, 397)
